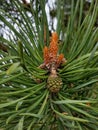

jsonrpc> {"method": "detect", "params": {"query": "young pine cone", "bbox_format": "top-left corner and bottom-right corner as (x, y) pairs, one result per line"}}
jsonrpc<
(47, 74), (63, 93)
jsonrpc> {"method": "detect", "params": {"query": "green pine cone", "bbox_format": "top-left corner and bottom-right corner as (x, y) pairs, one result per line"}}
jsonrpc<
(47, 75), (63, 93)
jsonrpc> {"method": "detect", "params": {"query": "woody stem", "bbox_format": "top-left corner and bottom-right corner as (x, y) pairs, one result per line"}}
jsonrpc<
(50, 63), (57, 77)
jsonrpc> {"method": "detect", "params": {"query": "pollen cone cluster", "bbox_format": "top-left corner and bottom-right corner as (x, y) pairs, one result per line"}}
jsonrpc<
(40, 32), (66, 93)
(43, 32), (64, 69)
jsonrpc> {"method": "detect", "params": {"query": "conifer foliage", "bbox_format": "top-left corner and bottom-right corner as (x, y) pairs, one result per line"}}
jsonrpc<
(0, 0), (98, 130)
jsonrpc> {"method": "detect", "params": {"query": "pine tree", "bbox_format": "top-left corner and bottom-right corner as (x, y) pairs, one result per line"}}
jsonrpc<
(0, 0), (98, 130)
